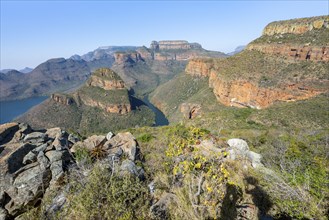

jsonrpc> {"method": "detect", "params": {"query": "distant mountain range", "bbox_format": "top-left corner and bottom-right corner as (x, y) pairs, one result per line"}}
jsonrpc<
(1, 40), (227, 101)
(0, 67), (33, 74)
(227, 45), (245, 56)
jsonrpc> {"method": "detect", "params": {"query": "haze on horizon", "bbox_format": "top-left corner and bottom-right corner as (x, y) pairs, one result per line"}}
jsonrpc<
(1, 0), (328, 70)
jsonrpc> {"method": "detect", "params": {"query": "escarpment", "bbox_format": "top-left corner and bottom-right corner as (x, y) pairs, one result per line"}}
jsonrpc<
(184, 15), (329, 109)
(262, 15), (328, 35)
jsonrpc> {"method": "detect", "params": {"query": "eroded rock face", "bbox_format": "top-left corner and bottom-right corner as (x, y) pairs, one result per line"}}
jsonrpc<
(87, 68), (126, 90)
(263, 15), (328, 35)
(247, 44), (329, 62)
(180, 103), (202, 119)
(51, 94), (74, 105)
(185, 59), (213, 77)
(114, 52), (144, 66)
(151, 40), (202, 51)
(0, 123), (74, 219)
(208, 75), (327, 109)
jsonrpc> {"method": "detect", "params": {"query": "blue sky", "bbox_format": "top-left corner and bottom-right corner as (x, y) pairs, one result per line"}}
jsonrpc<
(1, 1), (328, 69)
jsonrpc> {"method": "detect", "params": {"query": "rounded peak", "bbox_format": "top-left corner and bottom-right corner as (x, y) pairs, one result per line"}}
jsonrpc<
(92, 68), (122, 80)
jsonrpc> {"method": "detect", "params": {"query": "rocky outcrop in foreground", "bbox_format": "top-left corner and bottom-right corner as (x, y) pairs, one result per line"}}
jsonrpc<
(0, 122), (144, 219)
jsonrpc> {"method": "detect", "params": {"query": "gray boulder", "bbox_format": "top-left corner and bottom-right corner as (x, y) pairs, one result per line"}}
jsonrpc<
(104, 132), (137, 161)
(247, 151), (263, 168)
(23, 132), (48, 144)
(119, 159), (144, 180)
(22, 151), (37, 165)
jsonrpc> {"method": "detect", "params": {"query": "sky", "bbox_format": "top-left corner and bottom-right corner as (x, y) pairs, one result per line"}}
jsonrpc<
(1, 1), (328, 70)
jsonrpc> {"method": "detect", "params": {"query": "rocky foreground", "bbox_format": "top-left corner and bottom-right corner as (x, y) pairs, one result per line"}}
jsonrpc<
(0, 122), (146, 219)
(0, 122), (271, 219)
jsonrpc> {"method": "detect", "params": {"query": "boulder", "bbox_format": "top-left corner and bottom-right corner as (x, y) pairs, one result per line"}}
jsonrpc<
(5, 162), (52, 217)
(46, 128), (62, 140)
(247, 151), (263, 168)
(83, 135), (106, 151)
(119, 160), (144, 180)
(22, 151), (37, 165)
(68, 134), (79, 144)
(104, 132), (137, 161)
(227, 139), (249, 159)
(32, 143), (48, 154)
(45, 150), (71, 185)
(23, 132), (47, 144)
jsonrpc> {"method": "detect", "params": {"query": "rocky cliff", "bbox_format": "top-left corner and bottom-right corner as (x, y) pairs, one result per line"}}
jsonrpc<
(150, 40), (202, 51)
(17, 68), (154, 134)
(184, 15), (329, 109)
(262, 15), (328, 35)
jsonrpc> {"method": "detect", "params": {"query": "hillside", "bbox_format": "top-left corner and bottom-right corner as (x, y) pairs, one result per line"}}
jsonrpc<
(0, 58), (91, 101)
(16, 68), (155, 135)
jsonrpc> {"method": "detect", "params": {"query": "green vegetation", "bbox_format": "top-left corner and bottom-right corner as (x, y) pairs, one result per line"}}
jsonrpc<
(79, 85), (130, 105)
(253, 26), (329, 46)
(92, 67), (123, 80)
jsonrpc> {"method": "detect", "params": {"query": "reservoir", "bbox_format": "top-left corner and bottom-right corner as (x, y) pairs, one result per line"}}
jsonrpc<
(0, 96), (48, 124)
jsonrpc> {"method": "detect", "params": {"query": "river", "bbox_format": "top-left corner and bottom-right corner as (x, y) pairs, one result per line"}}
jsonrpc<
(143, 96), (169, 126)
(0, 96), (48, 124)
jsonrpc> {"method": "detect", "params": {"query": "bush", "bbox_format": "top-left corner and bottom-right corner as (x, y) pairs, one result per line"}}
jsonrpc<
(65, 164), (151, 219)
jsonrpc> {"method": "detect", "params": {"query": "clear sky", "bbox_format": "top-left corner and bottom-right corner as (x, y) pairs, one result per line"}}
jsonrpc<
(1, 0), (328, 70)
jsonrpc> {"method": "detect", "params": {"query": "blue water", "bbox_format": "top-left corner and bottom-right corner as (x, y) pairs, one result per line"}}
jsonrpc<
(0, 96), (48, 124)
(143, 96), (169, 126)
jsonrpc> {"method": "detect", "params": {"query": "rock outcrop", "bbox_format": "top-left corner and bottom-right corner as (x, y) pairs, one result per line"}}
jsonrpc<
(208, 76), (327, 109)
(87, 68), (125, 90)
(247, 44), (329, 62)
(114, 52), (144, 66)
(0, 123), (74, 219)
(150, 40), (202, 51)
(180, 103), (202, 119)
(0, 123), (145, 219)
(51, 94), (74, 105)
(262, 15), (328, 35)
(53, 68), (132, 115)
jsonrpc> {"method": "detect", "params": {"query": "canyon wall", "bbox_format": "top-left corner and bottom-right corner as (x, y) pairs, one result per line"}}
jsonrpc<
(263, 16), (328, 35)
(247, 44), (329, 62)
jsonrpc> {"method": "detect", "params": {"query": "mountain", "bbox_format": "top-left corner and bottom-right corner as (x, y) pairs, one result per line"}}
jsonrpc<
(110, 41), (228, 96)
(16, 68), (154, 135)
(1, 41), (226, 101)
(0, 58), (91, 101)
(19, 67), (33, 73)
(227, 45), (245, 56)
(0, 69), (15, 74)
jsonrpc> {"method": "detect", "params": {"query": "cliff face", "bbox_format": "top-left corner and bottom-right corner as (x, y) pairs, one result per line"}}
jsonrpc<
(247, 44), (329, 62)
(150, 40), (202, 50)
(147, 40), (227, 61)
(114, 52), (144, 66)
(262, 16), (328, 35)
(184, 16), (329, 109)
(208, 73), (326, 109)
(87, 68), (125, 90)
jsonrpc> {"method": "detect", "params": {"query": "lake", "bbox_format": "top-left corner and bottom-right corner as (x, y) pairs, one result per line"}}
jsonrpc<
(0, 96), (48, 124)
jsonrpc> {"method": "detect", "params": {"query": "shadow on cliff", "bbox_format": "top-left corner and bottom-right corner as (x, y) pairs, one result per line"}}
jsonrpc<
(220, 183), (243, 220)
(220, 176), (274, 219)
(244, 176), (273, 219)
